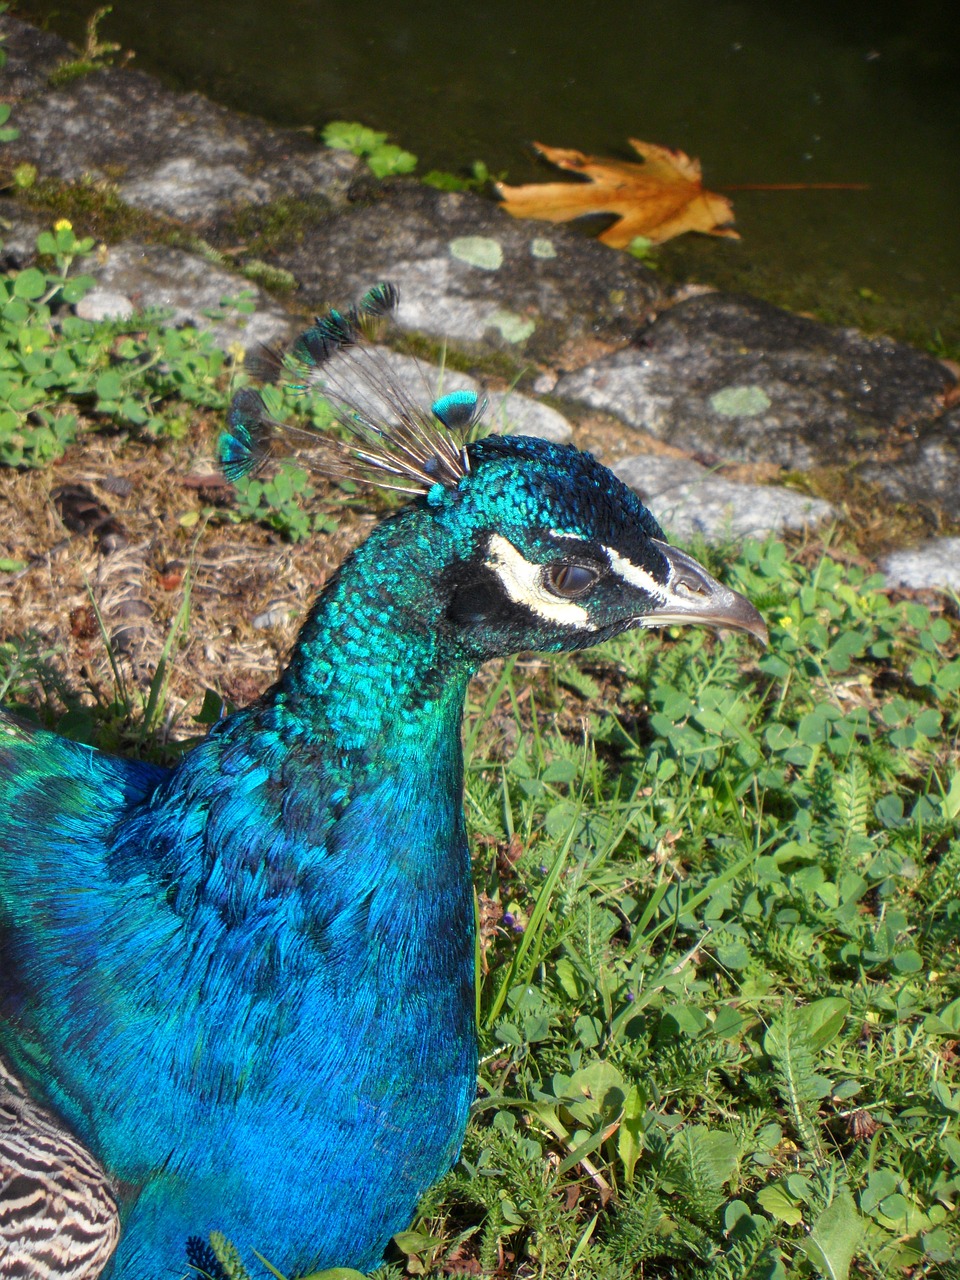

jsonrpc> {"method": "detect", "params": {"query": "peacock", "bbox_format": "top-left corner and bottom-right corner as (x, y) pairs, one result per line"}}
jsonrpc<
(0, 284), (765, 1279)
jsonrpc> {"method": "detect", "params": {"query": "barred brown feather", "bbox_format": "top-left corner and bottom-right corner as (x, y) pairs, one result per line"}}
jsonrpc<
(0, 1060), (119, 1279)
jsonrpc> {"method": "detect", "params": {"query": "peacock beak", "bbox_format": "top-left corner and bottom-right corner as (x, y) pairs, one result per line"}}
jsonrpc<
(641, 542), (768, 644)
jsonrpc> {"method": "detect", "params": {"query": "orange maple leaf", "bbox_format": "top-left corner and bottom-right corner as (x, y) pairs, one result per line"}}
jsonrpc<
(497, 139), (738, 247)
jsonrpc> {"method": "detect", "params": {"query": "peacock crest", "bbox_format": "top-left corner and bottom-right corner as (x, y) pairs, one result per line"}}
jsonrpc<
(219, 283), (490, 496)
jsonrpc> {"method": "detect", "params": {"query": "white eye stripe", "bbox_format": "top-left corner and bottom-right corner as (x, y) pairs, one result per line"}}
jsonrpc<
(553, 534), (666, 599)
(603, 545), (667, 599)
(485, 534), (592, 628)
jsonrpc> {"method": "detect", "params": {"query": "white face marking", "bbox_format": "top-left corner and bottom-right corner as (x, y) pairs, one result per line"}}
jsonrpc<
(603, 545), (667, 600)
(603, 539), (749, 631)
(485, 534), (592, 628)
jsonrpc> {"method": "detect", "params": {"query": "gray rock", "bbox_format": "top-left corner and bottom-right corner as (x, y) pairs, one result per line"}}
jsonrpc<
(7, 67), (359, 226)
(313, 346), (573, 443)
(485, 391), (572, 444)
(0, 198), (48, 268)
(75, 289), (136, 322)
(252, 605), (294, 630)
(120, 158), (275, 224)
(0, 14), (73, 100)
(881, 539), (960, 591)
(555, 293), (953, 470)
(856, 404), (960, 510)
(78, 241), (294, 352)
(271, 182), (662, 360)
(614, 453), (836, 542)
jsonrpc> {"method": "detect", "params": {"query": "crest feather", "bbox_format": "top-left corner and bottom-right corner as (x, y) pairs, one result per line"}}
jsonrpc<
(218, 284), (487, 495)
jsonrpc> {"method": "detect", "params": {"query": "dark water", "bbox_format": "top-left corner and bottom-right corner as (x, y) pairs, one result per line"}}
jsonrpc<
(15, 0), (960, 347)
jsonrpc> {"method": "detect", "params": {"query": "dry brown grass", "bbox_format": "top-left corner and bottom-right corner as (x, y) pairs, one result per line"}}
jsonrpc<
(0, 420), (373, 740)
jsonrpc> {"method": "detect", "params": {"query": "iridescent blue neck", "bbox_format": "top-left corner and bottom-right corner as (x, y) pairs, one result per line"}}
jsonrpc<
(272, 509), (475, 752)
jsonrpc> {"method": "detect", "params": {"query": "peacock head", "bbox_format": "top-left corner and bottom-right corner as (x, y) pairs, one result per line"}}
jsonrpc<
(414, 429), (765, 659)
(219, 285), (765, 664)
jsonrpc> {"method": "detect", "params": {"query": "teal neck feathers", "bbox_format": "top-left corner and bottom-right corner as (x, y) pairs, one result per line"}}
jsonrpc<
(279, 505), (476, 752)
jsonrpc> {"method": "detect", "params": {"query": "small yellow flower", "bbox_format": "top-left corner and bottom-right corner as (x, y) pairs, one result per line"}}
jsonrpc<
(778, 615), (794, 629)
(53, 218), (73, 233)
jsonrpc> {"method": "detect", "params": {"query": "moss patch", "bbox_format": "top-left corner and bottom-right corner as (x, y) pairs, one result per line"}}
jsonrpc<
(384, 329), (530, 387)
(216, 197), (337, 258)
(19, 177), (175, 244)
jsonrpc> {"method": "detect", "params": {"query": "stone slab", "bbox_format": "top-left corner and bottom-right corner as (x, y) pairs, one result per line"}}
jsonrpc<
(857, 404), (960, 510)
(6, 67), (359, 226)
(0, 198), (49, 269)
(270, 182), (662, 360)
(555, 292), (954, 471)
(881, 539), (960, 591)
(614, 453), (836, 542)
(0, 14), (73, 99)
(77, 241), (294, 353)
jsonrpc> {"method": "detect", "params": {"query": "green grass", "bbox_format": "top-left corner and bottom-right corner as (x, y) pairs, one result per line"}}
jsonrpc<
(401, 541), (960, 1279)
(0, 221), (231, 467)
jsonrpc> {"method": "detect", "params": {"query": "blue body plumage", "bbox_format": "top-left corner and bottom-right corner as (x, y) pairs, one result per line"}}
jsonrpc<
(0, 286), (765, 1278)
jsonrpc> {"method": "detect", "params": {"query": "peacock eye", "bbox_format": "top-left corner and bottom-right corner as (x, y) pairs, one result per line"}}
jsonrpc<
(545, 562), (599, 598)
